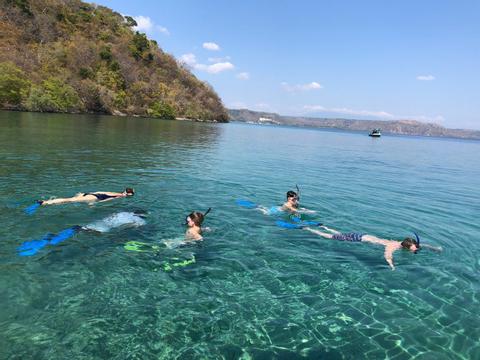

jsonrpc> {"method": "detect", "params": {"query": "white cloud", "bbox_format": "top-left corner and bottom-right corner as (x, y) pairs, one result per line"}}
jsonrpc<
(180, 53), (197, 67)
(133, 16), (153, 32)
(131, 16), (169, 36)
(208, 56), (231, 63)
(180, 54), (234, 74)
(156, 26), (170, 36)
(202, 62), (235, 74)
(417, 75), (435, 81)
(236, 72), (250, 80)
(303, 105), (444, 123)
(203, 42), (221, 51)
(282, 81), (323, 92)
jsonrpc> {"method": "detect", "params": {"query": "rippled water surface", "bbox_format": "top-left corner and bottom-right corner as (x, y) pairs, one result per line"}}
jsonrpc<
(1, 111), (479, 359)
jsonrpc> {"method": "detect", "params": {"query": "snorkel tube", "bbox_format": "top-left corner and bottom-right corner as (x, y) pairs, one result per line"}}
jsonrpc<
(295, 184), (301, 200)
(184, 208), (212, 225)
(413, 232), (421, 248)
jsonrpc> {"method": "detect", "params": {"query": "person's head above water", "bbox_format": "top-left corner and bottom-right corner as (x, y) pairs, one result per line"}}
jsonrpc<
(401, 237), (419, 252)
(186, 212), (205, 227)
(286, 190), (299, 206)
(185, 208), (211, 227)
(124, 188), (135, 196)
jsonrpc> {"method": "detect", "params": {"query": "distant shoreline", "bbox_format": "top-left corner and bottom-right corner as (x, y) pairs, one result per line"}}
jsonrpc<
(229, 120), (480, 143)
(228, 109), (480, 141)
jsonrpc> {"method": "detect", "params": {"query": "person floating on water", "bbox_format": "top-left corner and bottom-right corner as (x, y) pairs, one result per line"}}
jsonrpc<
(305, 225), (442, 270)
(18, 211), (146, 256)
(185, 208), (211, 241)
(36, 188), (135, 206)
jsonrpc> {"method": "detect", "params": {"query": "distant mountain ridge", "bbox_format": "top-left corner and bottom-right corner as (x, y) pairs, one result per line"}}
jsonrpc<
(0, 0), (228, 121)
(229, 109), (480, 140)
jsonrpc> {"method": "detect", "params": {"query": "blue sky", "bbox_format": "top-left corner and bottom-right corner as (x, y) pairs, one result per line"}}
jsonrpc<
(97, 0), (479, 129)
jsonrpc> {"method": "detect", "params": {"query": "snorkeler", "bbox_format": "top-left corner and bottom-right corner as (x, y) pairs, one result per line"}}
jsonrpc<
(305, 225), (442, 270)
(37, 188), (135, 206)
(236, 185), (315, 215)
(282, 189), (300, 212)
(280, 185), (316, 214)
(18, 211), (146, 256)
(185, 208), (211, 241)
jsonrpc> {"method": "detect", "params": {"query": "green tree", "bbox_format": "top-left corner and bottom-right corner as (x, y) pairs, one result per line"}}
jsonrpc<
(124, 16), (137, 27)
(0, 62), (30, 107)
(99, 46), (113, 61)
(26, 77), (80, 112)
(130, 32), (150, 60)
(147, 101), (176, 119)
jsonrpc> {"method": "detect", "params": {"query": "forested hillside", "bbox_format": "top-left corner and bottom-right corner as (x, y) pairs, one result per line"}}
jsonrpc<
(0, 0), (228, 121)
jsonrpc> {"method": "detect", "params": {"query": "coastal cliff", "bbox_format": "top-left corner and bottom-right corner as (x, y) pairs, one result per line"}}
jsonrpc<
(0, 0), (228, 121)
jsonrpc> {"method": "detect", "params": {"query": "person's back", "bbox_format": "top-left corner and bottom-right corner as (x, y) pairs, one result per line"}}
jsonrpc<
(39, 187), (134, 206)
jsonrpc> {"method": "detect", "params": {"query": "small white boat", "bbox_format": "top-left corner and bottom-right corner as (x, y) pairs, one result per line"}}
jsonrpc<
(369, 129), (381, 137)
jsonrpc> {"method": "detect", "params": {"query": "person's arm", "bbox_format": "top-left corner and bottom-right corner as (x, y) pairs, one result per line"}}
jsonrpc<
(297, 207), (317, 214)
(421, 244), (443, 252)
(384, 245), (397, 270)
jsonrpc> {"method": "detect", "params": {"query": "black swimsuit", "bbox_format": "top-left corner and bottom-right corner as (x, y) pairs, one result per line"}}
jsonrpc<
(83, 193), (118, 201)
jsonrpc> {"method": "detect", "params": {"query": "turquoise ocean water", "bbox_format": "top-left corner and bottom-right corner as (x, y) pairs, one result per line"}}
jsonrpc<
(1, 111), (479, 359)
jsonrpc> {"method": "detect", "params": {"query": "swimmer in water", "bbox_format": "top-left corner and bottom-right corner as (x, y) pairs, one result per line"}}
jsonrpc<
(37, 188), (135, 206)
(18, 211), (146, 256)
(279, 186), (316, 214)
(305, 225), (442, 270)
(185, 208), (211, 241)
(282, 190), (300, 212)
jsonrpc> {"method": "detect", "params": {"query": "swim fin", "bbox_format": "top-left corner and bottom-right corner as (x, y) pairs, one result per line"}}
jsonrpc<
(24, 202), (41, 215)
(236, 199), (257, 209)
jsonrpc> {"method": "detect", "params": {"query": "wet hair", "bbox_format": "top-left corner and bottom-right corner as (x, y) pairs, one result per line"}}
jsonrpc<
(125, 188), (135, 195)
(286, 190), (298, 200)
(401, 237), (416, 249)
(187, 212), (204, 227)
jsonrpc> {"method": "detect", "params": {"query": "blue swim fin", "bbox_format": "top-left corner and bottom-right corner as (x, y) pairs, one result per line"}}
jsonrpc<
(236, 199), (257, 209)
(275, 220), (304, 229)
(49, 226), (81, 245)
(24, 202), (41, 215)
(18, 233), (54, 257)
(276, 220), (322, 229)
(18, 226), (82, 257)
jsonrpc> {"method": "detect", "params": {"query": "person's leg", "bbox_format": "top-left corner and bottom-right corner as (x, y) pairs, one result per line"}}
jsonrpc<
(304, 227), (334, 238)
(42, 195), (96, 205)
(320, 225), (340, 234)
